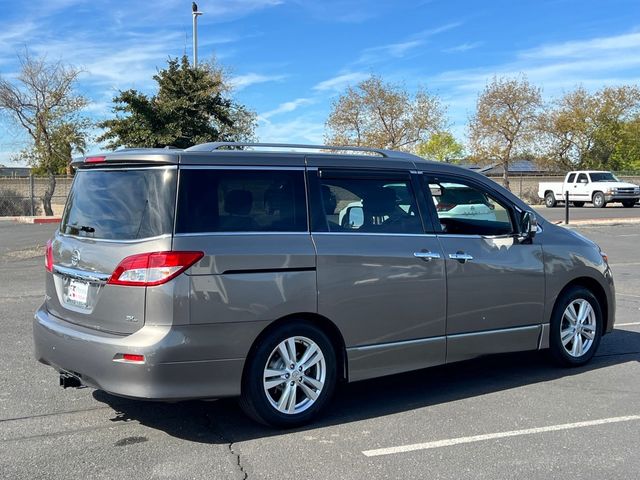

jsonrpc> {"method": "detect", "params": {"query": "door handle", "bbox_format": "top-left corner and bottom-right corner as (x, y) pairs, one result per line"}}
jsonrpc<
(413, 251), (441, 261)
(448, 252), (474, 263)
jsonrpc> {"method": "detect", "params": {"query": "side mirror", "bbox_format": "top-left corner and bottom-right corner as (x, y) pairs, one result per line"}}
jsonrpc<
(341, 206), (364, 229)
(580, 178), (588, 184)
(519, 211), (537, 243)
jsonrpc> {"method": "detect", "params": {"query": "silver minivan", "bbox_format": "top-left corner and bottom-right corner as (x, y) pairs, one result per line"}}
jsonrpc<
(34, 143), (615, 427)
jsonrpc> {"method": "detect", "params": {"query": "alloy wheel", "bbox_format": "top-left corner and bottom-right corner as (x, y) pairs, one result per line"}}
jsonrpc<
(263, 336), (326, 414)
(560, 299), (597, 357)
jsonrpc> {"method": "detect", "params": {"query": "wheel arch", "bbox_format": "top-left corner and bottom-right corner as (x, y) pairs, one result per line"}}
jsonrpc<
(554, 276), (609, 333)
(243, 312), (348, 383)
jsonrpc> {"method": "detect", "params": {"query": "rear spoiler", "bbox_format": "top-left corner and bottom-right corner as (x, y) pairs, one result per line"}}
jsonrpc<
(71, 148), (182, 168)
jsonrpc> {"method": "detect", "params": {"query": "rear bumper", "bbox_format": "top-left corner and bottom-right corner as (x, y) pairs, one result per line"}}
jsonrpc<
(33, 305), (251, 400)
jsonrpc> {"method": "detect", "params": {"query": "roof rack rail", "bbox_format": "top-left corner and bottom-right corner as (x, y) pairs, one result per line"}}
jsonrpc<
(185, 142), (418, 159)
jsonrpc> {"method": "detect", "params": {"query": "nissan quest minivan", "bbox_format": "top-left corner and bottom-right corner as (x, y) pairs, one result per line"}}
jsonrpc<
(34, 142), (615, 427)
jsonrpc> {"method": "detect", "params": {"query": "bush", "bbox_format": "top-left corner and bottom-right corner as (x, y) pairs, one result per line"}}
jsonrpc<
(520, 187), (543, 206)
(0, 188), (41, 216)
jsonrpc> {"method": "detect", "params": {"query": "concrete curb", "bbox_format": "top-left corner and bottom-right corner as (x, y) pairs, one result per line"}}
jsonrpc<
(0, 216), (61, 224)
(552, 218), (640, 227)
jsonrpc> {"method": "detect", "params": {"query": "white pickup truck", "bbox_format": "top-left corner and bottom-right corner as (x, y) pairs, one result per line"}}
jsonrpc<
(538, 171), (640, 208)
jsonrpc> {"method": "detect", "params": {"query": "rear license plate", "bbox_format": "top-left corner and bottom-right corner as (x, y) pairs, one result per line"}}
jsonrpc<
(67, 280), (89, 307)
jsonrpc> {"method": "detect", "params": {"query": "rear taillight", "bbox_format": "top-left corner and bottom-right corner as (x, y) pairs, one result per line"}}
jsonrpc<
(108, 251), (204, 287)
(45, 239), (53, 272)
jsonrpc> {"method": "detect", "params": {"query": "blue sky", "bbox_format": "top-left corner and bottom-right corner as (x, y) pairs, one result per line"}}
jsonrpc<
(1, 0), (640, 165)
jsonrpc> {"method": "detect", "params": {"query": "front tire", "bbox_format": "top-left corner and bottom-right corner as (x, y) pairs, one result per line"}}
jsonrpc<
(545, 192), (557, 208)
(240, 322), (337, 428)
(549, 286), (602, 367)
(592, 191), (606, 208)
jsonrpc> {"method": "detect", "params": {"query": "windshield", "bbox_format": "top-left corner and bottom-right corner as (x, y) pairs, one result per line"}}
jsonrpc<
(61, 167), (177, 240)
(590, 172), (619, 182)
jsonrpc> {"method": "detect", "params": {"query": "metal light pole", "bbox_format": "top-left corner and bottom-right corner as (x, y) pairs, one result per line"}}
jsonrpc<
(192, 2), (203, 67)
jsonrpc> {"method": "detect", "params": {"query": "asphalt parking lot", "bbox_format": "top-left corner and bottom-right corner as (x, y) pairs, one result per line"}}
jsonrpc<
(1, 222), (638, 479)
(534, 202), (640, 224)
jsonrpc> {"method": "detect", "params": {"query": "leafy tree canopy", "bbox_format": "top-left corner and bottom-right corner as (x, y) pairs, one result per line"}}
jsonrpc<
(416, 131), (464, 162)
(325, 75), (447, 152)
(97, 55), (256, 149)
(538, 85), (640, 171)
(468, 75), (542, 190)
(0, 52), (89, 214)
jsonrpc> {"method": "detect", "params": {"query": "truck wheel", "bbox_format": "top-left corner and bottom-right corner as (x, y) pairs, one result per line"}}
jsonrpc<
(622, 200), (636, 208)
(544, 192), (556, 208)
(572, 201), (585, 208)
(592, 192), (606, 208)
(239, 322), (337, 428)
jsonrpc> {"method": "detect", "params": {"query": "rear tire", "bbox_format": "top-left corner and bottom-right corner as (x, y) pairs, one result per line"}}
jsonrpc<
(622, 200), (636, 208)
(544, 192), (557, 208)
(239, 322), (337, 428)
(572, 201), (585, 208)
(549, 286), (602, 367)
(592, 191), (606, 208)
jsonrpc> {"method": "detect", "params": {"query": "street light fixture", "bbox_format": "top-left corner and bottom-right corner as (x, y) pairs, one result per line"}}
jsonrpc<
(192, 2), (203, 67)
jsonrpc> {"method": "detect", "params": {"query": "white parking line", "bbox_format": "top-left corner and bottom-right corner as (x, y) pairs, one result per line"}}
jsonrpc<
(362, 415), (640, 457)
(616, 322), (640, 327)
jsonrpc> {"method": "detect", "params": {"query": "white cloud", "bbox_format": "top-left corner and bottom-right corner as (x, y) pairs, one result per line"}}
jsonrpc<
(229, 73), (287, 91)
(357, 40), (423, 64)
(443, 41), (483, 53)
(427, 30), (640, 144)
(421, 22), (463, 37)
(355, 22), (462, 66)
(259, 98), (314, 120)
(313, 72), (369, 92)
(520, 32), (640, 60)
(257, 115), (324, 144)
(432, 30), (640, 96)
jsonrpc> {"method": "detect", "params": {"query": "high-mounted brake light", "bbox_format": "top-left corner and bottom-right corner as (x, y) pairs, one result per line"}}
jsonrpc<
(108, 251), (204, 287)
(45, 239), (54, 272)
(84, 156), (106, 163)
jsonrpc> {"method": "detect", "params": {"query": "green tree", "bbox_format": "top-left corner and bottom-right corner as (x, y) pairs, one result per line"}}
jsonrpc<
(468, 75), (542, 191)
(97, 55), (256, 149)
(609, 116), (640, 171)
(538, 85), (640, 171)
(325, 75), (447, 152)
(0, 52), (89, 215)
(416, 131), (464, 162)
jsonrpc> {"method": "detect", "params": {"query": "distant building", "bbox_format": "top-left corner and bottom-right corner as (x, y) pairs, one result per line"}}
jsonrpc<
(458, 159), (554, 177)
(0, 165), (32, 177)
(482, 160), (553, 177)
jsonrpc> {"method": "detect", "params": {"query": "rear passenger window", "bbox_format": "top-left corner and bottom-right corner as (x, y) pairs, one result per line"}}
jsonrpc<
(318, 176), (422, 234)
(176, 169), (307, 233)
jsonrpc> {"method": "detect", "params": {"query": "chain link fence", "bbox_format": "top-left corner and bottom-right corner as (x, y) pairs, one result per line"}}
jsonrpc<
(0, 176), (73, 216)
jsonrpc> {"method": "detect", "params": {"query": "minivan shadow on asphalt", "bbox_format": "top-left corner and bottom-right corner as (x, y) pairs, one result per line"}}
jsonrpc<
(93, 328), (640, 444)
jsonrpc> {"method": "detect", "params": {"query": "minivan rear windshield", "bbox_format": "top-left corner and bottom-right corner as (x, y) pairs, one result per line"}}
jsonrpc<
(61, 167), (177, 240)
